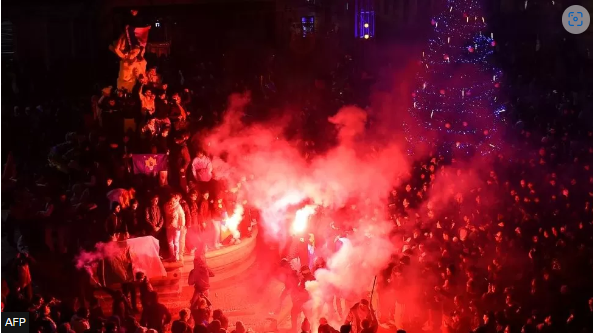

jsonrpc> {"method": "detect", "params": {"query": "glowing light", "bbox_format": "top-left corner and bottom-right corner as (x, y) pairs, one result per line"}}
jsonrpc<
(364, 23), (369, 28)
(225, 204), (245, 239)
(291, 205), (316, 234)
(364, 34), (370, 39)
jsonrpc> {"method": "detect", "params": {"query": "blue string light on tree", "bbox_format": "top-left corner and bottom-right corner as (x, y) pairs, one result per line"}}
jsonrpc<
(405, 0), (506, 157)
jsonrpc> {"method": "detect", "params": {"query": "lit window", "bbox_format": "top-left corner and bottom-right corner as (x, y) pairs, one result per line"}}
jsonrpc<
(356, 11), (375, 38)
(301, 16), (314, 37)
(354, 0), (375, 38)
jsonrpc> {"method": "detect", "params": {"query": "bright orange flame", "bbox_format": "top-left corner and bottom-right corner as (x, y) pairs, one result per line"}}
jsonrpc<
(225, 204), (244, 239)
(291, 205), (316, 234)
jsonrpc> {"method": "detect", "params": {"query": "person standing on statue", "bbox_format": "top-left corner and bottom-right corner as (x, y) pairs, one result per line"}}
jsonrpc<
(113, 42), (145, 93)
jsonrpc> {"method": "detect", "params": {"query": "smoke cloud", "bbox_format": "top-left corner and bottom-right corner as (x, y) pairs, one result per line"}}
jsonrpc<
(197, 92), (411, 325)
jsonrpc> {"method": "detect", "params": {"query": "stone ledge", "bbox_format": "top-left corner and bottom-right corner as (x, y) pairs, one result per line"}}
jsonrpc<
(162, 228), (258, 273)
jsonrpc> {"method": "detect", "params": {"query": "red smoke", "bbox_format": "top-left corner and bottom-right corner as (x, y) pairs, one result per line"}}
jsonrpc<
(199, 93), (411, 326)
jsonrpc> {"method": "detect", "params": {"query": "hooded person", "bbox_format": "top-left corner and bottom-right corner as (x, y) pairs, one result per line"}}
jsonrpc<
(189, 253), (215, 306)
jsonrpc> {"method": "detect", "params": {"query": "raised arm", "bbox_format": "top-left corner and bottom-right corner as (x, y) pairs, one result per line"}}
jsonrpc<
(113, 36), (127, 59)
(114, 45), (126, 59)
(138, 83), (146, 101)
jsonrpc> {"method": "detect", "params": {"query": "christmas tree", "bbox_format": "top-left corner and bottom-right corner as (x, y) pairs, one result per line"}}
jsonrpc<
(406, 0), (505, 156)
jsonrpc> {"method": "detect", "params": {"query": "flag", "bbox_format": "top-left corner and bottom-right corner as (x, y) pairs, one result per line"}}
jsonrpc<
(132, 154), (168, 175)
(126, 26), (151, 48)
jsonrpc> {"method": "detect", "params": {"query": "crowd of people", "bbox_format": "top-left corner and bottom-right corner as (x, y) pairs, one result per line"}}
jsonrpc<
(2, 5), (593, 333)
(1, 9), (265, 333)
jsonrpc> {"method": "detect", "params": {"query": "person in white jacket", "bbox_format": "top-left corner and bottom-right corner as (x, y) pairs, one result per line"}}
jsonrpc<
(191, 151), (213, 193)
(164, 194), (186, 261)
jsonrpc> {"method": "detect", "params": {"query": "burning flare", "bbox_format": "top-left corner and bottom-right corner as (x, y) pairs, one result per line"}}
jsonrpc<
(291, 205), (316, 234)
(224, 204), (245, 239)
